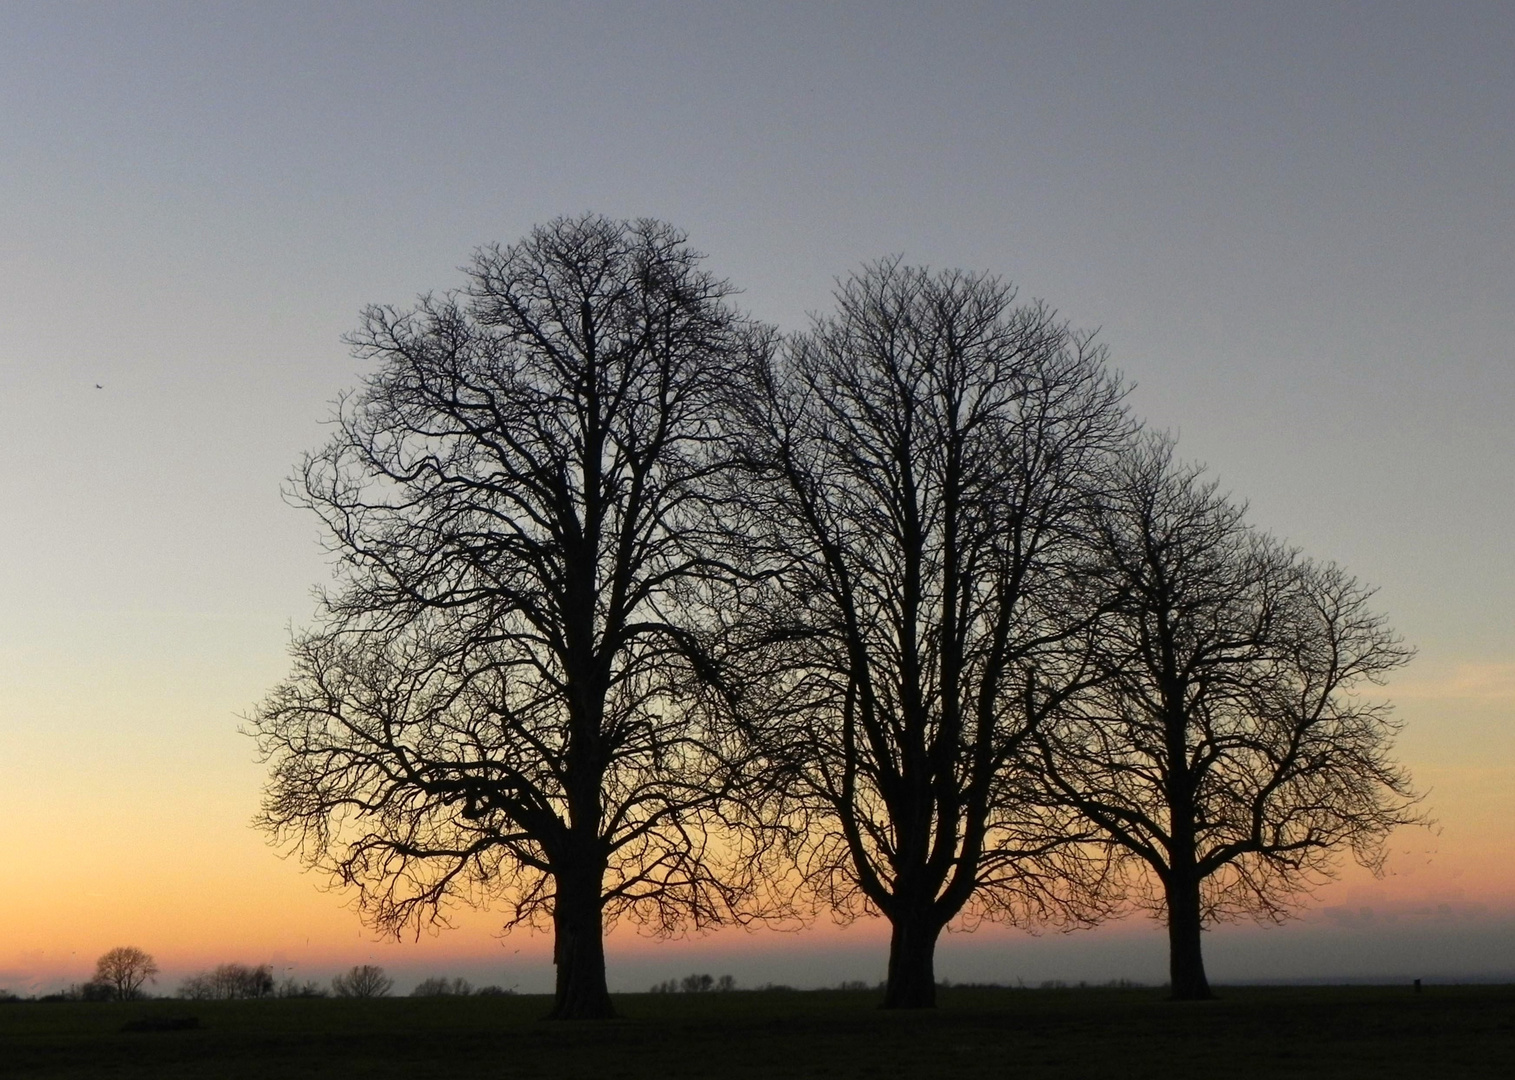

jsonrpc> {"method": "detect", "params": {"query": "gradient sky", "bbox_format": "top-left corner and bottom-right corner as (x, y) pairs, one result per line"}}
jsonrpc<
(1, 2), (1511, 994)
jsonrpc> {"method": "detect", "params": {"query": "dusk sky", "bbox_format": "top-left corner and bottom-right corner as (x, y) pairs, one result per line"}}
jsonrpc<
(1, 2), (1511, 994)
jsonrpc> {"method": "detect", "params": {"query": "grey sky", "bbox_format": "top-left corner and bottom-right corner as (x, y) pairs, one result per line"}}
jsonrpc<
(0, 2), (1511, 986)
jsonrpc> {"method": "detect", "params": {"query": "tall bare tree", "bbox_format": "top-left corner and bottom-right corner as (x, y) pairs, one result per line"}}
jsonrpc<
(1035, 437), (1420, 999)
(252, 216), (753, 1019)
(723, 261), (1129, 1008)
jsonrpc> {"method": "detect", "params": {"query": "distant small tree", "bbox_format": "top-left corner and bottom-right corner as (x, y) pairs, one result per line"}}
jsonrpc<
(241, 964), (275, 999)
(94, 947), (158, 1001)
(178, 972), (213, 1000)
(179, 963), (275, 1000)
(331, 965), (393, 998)
(275, 977), (329, 998)
(411, 976), (473, 997)
(679, 973), (715, 993)
(716, 974), (736, 992)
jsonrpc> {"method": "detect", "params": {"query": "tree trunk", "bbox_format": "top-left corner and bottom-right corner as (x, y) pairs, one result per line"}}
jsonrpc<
(882, 912), (941, 1009)
(547, 863), (614, 1019)
(1165, 873), (1214, 1001)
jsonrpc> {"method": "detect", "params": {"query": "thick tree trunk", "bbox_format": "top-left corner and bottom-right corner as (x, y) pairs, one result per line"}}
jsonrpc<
(1165, 874), (1214, 1001)
(882, 912), (941, 1009)
(547, 863), (614, 1020)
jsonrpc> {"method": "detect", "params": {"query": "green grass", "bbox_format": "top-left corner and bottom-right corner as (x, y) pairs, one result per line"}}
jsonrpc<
(0, 985), (1510, 1078)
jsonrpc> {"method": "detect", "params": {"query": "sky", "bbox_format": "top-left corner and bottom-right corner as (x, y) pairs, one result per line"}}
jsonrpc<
(0, 1), (1511, 995)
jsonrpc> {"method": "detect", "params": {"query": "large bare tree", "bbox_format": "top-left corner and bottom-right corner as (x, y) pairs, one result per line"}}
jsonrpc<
(723, 261), (1129, 1008)
(252, 216), (753, 1019)
(1035, 437), (1420, 999)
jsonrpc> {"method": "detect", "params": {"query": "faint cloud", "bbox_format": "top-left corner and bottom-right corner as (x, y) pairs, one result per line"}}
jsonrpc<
(1322, 905), (1377, 928)
(1315, 897), (1495, 929)
(1390, 662), (1515, 704)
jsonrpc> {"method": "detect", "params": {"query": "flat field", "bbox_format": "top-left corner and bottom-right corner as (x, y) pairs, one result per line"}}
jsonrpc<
(0, 985), (1510, 1079)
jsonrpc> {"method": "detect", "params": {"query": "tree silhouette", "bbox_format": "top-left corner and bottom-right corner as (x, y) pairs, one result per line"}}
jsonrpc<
(1036, 437), (1421, 999)
(723, 261), (1128, 1007)
(94, 947), (158, 1001)
(411, 976), (473, 997)
(178, 963), (275, 1000)
(252, 215), (756, 1019)
(331, 964), (393, 998)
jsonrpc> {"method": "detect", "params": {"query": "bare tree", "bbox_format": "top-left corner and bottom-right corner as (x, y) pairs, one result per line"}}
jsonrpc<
(275, 977), (329, 998)
(1035, 436), (1421, 999)
(179, 963), (275, 1000)
(94, 947), (158, 1001)
(723, 261), (1129, 1007)
(252, 216), (754, 1019)
(411, 976), (474, 997)
(331, 964), (394, 998)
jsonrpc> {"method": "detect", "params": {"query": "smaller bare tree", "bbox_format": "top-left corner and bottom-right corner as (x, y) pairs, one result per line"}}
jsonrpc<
(411, 976), (473, 997)
(275, 977), (329, 998)
(94, 947), (158, 1001)
(1037, 436), (1421, 999)
(331, 964), (394, 998)
(179, 963), (275, 1000)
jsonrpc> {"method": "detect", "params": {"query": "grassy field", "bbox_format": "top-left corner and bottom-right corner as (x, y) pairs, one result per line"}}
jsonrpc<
(0, 984), (1510, 1078)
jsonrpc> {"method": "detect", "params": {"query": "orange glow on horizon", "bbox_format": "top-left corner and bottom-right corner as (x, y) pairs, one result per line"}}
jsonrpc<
(1, 654), (1510, 991)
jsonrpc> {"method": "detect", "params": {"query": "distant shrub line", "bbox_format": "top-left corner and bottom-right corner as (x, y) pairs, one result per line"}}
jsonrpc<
(648, 973), (737, 994)
(0, 947), (1155, 1003)
(0, 951), (526, 1002)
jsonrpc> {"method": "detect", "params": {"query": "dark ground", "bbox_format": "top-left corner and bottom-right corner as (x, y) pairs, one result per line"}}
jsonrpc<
(0, 984), (1510, 1078)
